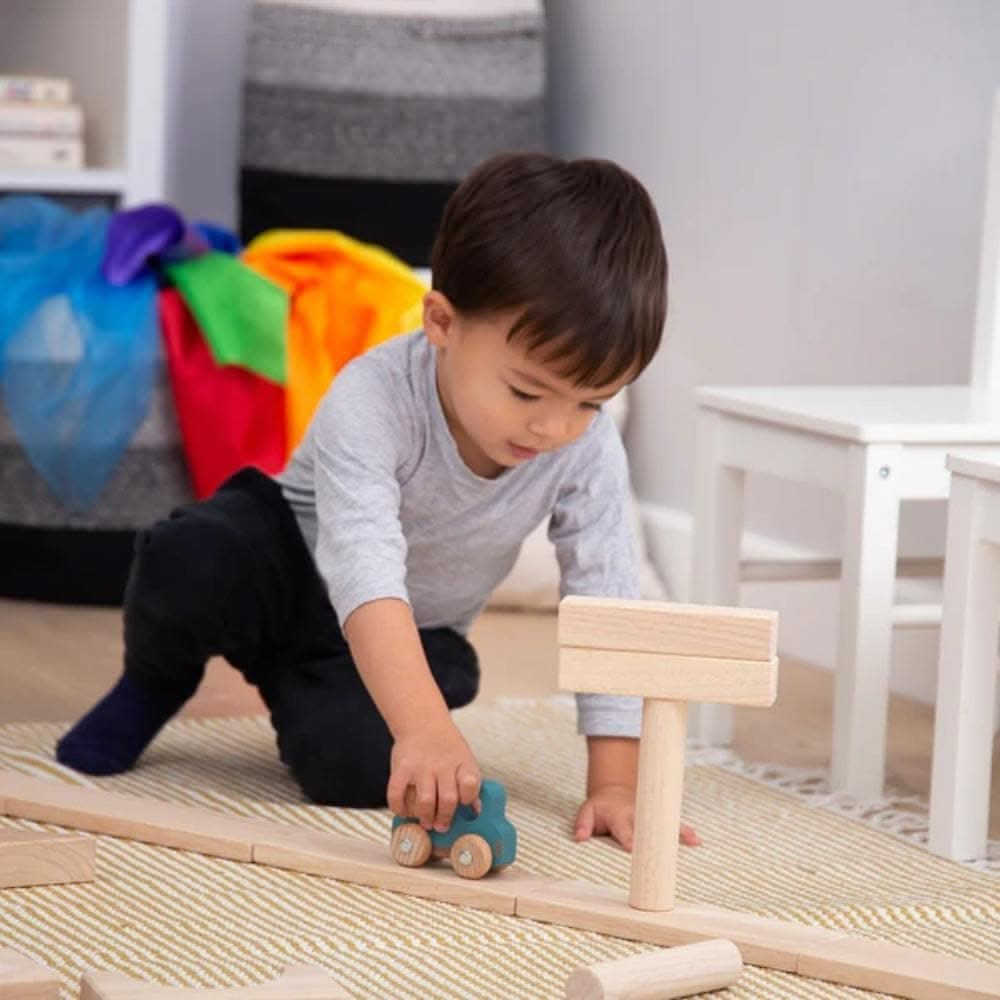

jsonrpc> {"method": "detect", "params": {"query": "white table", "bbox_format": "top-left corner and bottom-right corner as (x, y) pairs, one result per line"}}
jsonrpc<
(692, 384), (1000, 800)
(928, 452), (1000, 860)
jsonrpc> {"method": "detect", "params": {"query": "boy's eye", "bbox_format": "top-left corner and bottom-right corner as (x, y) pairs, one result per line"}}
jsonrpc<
(510, 386), (540, 402)
(582, 402), (603, 412)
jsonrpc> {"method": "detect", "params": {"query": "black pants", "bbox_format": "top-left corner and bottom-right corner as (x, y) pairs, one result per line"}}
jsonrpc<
(122, 467), (480, 807)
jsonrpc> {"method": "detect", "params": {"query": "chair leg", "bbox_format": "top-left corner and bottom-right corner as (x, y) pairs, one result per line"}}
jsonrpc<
(929, 476), (1000, 860)
(690, 409), (744, 745)
(831, 443), (902, 800)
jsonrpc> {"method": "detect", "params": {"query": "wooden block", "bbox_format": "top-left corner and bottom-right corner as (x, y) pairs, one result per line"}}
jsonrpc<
(796, 934), (1000, 1000)
(0, 829), (96, 888)
(629, 699), (687, 911)
(565, 938), (744, 999)
(516, 880), (838, 971)
(0, 772), (275, 862)
(0, 949), (60, 1000)
(252, 826), (544, 914)
(559, 647), (778, 706)
(80, 964), (351, 999)
(558, 597), (777, 661)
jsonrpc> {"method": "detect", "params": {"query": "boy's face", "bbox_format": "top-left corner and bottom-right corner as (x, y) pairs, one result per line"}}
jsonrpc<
(423, 292), (631, 479)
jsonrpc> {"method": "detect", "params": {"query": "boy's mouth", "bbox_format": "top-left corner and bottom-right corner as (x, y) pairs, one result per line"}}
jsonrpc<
(509, 442), (540, 460)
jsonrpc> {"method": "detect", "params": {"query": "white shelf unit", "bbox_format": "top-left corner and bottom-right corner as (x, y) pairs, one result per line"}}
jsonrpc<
(0, 0), (170, 205)
(0, 167), (128, 196)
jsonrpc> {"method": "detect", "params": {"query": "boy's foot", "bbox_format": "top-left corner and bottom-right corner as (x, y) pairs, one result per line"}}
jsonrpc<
(55, 673), (187, 775)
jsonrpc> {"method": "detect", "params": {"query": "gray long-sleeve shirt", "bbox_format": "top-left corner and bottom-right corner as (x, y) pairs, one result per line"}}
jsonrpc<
(277, 330), (641, 737)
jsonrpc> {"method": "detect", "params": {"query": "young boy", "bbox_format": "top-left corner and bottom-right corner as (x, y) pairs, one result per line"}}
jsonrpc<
(57, 152), (697, 851)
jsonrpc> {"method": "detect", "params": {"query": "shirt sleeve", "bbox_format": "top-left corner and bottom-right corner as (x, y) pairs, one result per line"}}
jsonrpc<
(548, 415), (643, 739)
(311, 356), (412, 624)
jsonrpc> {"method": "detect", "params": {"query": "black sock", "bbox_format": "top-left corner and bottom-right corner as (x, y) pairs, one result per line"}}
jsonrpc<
(55, 673), (192, 775)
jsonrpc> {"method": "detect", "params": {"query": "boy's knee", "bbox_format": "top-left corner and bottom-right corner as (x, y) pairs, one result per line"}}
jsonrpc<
(282, 727), (391, 808)
(125, 516), (234, 627)
(421, 629), (480, 709)
(292, 748), (390, 809)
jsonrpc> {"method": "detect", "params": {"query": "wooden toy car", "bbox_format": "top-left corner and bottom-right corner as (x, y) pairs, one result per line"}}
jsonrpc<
(389, 778), (517, 879)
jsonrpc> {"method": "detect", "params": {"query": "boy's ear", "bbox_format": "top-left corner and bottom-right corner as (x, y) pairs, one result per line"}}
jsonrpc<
(423, 290), (456, 348)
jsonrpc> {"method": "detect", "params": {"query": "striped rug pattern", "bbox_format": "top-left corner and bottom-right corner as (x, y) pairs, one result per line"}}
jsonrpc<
(0, 698), (997, 998)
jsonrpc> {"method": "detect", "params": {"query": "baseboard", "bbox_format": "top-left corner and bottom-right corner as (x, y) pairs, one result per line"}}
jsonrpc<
(637, 500), (943, 707)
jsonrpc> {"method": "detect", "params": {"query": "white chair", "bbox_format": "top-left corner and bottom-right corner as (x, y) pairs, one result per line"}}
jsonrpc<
(928, 453), (1000, 860)
(690, 92), (1000, 802)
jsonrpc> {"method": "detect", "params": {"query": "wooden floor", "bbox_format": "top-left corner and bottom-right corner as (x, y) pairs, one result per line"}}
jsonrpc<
(1, 597), (996, 838)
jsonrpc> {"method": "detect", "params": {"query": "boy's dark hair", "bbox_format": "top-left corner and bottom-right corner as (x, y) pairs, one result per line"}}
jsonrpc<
(431, 152), (667, 387)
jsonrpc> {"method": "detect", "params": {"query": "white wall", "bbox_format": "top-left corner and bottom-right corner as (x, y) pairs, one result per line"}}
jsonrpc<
(164, 0), (252, 228)
(546, 0), (1000, 700)
(161, 0), (1000, 699)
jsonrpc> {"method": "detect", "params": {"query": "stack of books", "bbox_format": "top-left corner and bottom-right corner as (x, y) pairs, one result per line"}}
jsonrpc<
(0, 74), (84, 170)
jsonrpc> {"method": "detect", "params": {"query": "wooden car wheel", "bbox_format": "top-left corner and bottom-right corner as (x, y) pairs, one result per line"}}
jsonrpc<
(449, 833), (493, 879)
(391, 823), (432, 867)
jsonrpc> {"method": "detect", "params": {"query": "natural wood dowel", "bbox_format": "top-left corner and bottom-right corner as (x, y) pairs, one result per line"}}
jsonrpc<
(629, 698), (688, 911)
(565, 939), (744, 1000)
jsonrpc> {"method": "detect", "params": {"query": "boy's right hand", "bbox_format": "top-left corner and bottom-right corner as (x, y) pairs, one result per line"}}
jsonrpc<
(387, 717), (481, 833)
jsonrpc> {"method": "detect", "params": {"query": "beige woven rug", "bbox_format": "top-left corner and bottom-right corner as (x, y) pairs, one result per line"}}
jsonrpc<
(0, 698), (997, 999)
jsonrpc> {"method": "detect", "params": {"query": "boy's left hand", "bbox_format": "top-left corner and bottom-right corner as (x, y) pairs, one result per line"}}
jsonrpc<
(574, 783), (701, 851)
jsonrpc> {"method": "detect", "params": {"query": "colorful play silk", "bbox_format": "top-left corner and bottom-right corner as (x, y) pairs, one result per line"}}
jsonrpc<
(0, 196), (158, 510)
(242, 230), (426, 450)
(159, 288), (286, 499)
(165, 252), (289, 385)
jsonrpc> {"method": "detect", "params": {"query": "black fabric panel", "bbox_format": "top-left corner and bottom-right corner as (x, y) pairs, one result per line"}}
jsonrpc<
(0, 523), (135, 606)
(239, 168), (457, 267)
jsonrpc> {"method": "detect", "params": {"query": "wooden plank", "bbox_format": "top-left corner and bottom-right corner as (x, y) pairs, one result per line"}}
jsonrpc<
(0, 829), (95, 888)
(0, 773), (536, 913)
(565, 939), (743, 1000)
(80, 964), (352, 999)
(0, 772), (272, 862)
(559, 647), (779, 705)
(516, 881), (1000, 1000)
(558, 597), (777, 661)
(515, 880), (839, 972)
(252, 827), (542, 915)
(796, 935), (1000, 1000)
(0, 948), (60, 1000)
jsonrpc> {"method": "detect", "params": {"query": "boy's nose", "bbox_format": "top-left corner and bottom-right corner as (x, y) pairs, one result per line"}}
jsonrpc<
(528, 414), (569, 441)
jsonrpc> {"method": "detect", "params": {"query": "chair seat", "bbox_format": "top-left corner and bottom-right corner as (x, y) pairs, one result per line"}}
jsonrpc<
(947, 450), (1000, 484)
(692, 388), (1000, 800)
(697, 385), (1000, 443)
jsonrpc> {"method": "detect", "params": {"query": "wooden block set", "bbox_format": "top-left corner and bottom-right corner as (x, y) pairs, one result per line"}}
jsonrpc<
(1, 598), (998, 1000)
(559, 596), (779, 912)
(0, 944), (738, 1000)
(0, 951), (351, 1000)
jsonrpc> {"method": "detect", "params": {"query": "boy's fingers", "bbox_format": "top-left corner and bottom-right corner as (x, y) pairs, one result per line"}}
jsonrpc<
(456, 763), (481, 808)
(574, 802), (595, 842)
(386, 771), (412, 817)
(414, 775), (437, 830)
(679, 822), (701, 847)
(434, 772), (460, 833)
(610, 812), (634, 853)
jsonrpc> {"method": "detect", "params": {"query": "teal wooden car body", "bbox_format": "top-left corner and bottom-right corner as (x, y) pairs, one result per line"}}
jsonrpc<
(391, 778), (517, 871)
